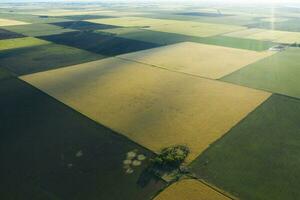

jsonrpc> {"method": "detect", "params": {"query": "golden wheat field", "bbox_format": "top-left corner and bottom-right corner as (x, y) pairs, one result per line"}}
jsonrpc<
(0, 18), (30, 26)
(87, 17), (245, 37)
(21, 57), (270, 162)
(226, 28), (300, 43)
(154, 179), (232, 200)
(119, 42), (274, 79)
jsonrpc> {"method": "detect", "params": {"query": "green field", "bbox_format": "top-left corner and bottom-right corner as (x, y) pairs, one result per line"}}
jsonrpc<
(3, 23), (76, 37)
(222, 48), (300, 99)
(190, 94), (300, 200)
(198, 35), (274, 51)
(0, 78), (166, 200)
(0, 43), (103, 75)
(0, 37), (49, 51)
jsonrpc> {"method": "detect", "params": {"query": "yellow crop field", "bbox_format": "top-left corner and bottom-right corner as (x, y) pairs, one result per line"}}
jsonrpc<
(146, 23), (244, 37)
(32, 9), (105, 16)
(248, 30), (300, 43)
(0, 18), (29, 26)
(225, 28), (300, 43)
(119, 42), (274, 79)
(21, 57), (270, 162)
(87, 17), (245, 37)
(154, 179), (232, 200)
(87, 17), (172, 27)
(225, 28), (265, 37)
(0, 37), (50, 51)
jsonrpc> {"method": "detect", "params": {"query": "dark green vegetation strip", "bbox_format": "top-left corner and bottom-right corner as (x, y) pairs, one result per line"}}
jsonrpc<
(0, 44), (103, 75)
(0, 78), (166, 200)
(190, 94), (300, 200)
(3, 23), (76, 37)
(51, 21), (120, 31)
(0, 28), (24, 40)
(0, 13), (70, 23)
(99, 28), (274, 51)
(39, 31), (161, 56)
(221, 48), (300, 99)
(247, 18), (300, 32)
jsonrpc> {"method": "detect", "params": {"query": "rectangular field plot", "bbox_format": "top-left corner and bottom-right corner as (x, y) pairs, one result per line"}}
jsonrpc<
(87, 17), (245, 37)
(191, 95), (300, 200)
(119, 42), (274, 79)
(154, 179), (231, 200)
(199, 36), (274, 51)
(0, 43), (103, 75)
(39, 31), (160, 56)
(3, 23), (76, 37)
(225, 28), (265, 38)
(222, 48), (300, 99)
(191, 11), (262, 26)
(0, 18), (29, 26)
(0, 37), (50, 51)
(87, 17), (177, 28)
(99, 28), (274, 51)
(225, 28), (300, 44)
(21, 57), (270, 162)
(146, 23), (244, 38)
(0, 78), (166, 200)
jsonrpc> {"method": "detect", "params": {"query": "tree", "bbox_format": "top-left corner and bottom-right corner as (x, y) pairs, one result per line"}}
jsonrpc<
(150, 145), (190, 171)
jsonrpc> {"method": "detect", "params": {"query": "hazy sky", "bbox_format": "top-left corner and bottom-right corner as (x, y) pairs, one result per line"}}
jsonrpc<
(1, 0), (300, 5)
(0, 0), (297, 2)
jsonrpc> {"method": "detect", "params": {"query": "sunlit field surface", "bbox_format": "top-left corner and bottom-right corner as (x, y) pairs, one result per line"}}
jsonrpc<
(154, 179), (232, 200)
(0, 1), (300, 200)
(21, 57), (270, 163)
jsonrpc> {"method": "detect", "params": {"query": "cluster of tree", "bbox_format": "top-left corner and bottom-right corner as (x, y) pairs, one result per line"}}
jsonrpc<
(150, 145), (190, 171)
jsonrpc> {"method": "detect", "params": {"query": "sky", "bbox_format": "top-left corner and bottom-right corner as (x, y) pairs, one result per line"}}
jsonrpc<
(1, 0), (300, 5)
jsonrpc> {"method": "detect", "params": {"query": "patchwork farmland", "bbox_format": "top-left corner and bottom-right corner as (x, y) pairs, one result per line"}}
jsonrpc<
(0, 1), (299, 200)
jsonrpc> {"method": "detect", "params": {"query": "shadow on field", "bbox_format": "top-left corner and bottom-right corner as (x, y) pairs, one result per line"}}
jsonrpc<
(38, 31), (161, 56)
(0, 78), (166, 200)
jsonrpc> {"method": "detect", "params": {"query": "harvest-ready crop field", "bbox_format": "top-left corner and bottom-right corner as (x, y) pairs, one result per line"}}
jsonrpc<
(0, 1), (300, 200)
